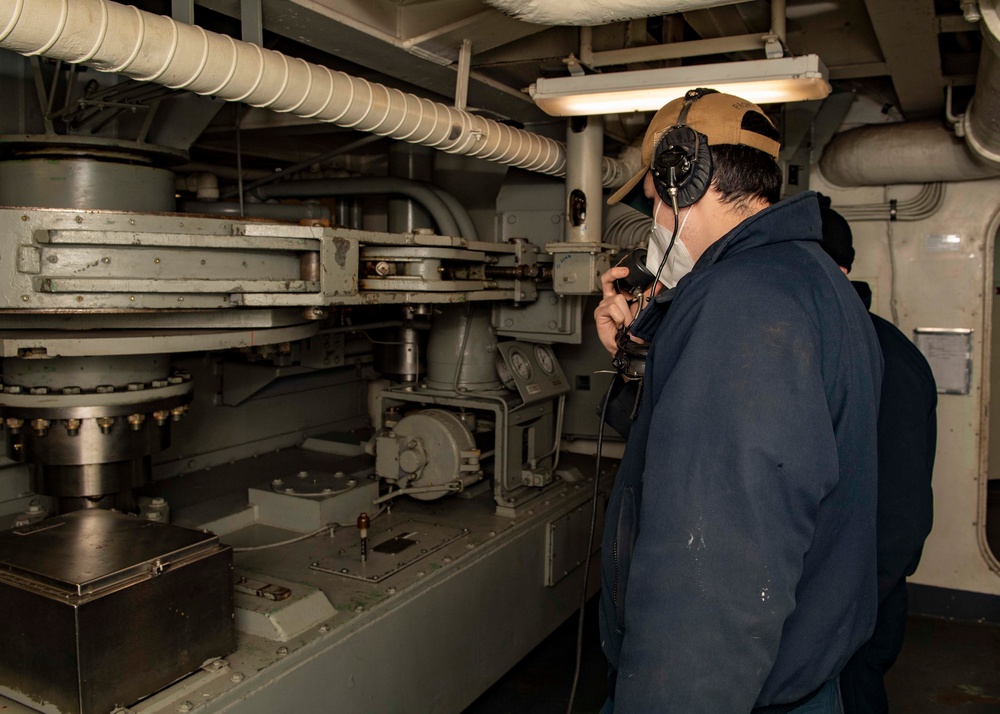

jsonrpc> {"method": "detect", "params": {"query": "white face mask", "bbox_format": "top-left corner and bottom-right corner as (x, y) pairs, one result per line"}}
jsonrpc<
(646, 198), (694, 289)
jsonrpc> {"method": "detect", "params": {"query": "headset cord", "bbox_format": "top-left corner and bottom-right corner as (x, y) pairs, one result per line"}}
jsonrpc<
(567, 374), (619, 714)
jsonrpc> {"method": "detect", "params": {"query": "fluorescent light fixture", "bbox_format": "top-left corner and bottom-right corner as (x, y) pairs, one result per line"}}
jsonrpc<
(529, 55), (830, 116)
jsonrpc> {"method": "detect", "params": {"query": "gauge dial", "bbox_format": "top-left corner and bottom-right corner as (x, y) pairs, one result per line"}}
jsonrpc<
(509, 349), (533, 381)
(534, 345), (555, 375)
(495, 354), (516, 389)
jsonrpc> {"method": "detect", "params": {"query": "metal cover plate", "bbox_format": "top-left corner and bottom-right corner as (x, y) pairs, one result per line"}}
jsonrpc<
(0, 509), (221, 596)
(309, 517), (468, 583)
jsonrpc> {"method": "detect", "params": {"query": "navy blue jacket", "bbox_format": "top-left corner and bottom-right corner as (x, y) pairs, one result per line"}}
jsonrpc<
(853, 281), (936, 600)
(599, 193), (883, 711)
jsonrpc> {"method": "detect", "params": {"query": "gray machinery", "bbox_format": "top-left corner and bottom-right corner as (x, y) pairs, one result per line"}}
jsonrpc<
(0, 31), (618, 714)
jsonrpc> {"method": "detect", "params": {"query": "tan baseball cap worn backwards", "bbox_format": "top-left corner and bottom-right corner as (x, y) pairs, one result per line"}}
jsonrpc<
(607, 89), (781, 206)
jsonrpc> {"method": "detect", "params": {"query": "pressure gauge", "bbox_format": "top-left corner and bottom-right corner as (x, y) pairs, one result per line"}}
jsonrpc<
(509, 349), (533, 381)
(533, 345), (555, 375)
(496, 354), (516, 390)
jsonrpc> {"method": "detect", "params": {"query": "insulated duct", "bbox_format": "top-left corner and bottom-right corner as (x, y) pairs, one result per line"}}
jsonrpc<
(485, 0), (749, 26)
(819, 121), (1000, 187)
(0, 0), (630, 187)
(821, 0), (1000, 186)
(963, 0), (1000, 168)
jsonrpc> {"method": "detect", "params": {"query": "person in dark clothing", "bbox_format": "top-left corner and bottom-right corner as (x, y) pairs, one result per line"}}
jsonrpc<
(818, 200), (937, 714)
(592, 90), (883, 713)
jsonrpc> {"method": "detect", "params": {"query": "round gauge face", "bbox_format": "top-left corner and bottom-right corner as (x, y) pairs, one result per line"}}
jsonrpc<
(509, 349), (533, 381)
(495, 354), (516, 389)
(534, 344), (555, 375)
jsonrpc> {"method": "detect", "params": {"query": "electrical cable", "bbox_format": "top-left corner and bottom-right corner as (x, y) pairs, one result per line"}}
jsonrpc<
(231, 504), (388, 552)
(887, 218), (900, 326)
(567, 374), (618, 714)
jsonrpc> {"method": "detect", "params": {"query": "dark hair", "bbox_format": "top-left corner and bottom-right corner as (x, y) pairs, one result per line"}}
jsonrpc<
(709, 144), (783, 212)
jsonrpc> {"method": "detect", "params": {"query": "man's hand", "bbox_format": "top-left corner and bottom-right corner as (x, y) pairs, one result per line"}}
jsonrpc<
(594, 266), (638, 355)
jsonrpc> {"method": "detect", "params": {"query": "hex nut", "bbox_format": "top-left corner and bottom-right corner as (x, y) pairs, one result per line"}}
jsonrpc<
(30, 418), (50, 436)
(63, 418), (81, 436)
(151, 379), (169, 388)
(127, 414), (146, 431)
(96, 416), (115, 434)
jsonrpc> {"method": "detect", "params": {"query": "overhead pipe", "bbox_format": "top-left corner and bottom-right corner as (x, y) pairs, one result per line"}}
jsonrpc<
(0, 0), (630, 188)
(821, 1), (1000, 186)
(483, 0), (749, 26)
(963, 0), (1000, 168)
(819, 121), (1000, 186)
(250, 178), (478, 240)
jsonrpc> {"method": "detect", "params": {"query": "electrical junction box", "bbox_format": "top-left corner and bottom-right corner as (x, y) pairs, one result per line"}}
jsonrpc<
(0, 509), (235, 714)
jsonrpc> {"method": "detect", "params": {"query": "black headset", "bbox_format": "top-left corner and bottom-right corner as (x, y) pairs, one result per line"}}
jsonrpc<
(650, 88), (717, 213)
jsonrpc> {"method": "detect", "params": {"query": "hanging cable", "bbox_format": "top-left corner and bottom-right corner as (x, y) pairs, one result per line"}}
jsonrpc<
(567, 375), (618, 714)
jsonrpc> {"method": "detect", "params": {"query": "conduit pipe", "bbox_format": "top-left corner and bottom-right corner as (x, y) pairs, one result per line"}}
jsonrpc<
(0, 0), (630, 188)
(177, 199), (331, 222)
(251, 178), (477, 240)
(484, 0), (749, 26)
(963, 0), (1000, 168)
(819, 121), (1000, 186)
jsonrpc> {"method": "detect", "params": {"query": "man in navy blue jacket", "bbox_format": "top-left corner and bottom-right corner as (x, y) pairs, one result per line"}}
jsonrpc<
(817, 200), (936, 714)
(594, 90), (883, 713)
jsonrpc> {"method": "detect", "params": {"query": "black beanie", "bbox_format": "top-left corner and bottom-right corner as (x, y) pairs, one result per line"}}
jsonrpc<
(817, 193), (854, 272)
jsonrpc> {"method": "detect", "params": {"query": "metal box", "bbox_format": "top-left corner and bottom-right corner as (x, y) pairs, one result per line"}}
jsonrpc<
(0, 509), (235, 714)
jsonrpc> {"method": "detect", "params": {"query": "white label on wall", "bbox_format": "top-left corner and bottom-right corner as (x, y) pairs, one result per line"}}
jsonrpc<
(924, 234), (962, 252)
(913, 328), (973, 395)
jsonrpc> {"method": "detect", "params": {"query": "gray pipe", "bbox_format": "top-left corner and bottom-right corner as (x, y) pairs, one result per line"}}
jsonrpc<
(964, 1), (1000, 168)
(253, 178), (470, 239)
(819, 121), (1000, 187)
(177, 199), (331, 222)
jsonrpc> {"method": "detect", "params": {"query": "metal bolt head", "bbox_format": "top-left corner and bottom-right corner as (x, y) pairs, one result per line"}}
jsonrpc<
(96, 416), (114, 434)
(95, 385), (114, 394)
(354, 605), (365, 613)
(26, 500), (42, 514)
(61, 386), (81, 395)
(151, 497), (166, 506)
(152, 410), (169, 426)
(4, 385), (22, 394)
(271, 478), (283, 486)
(63, 418), (81, 435)
(168, 376), (184, 385)
(170, 406), (185, 421)
(386, 587), (397, 595)
(230, 672), (245, 683)
(126, 382), (145, 392)
(276, 646), (289, 656)
(5, 417), (24, 433)
(30, 418), (50, 436)
(151, 379), (168, 388)
(374, 260), (391, 276)
(127, 413), (145, 431)
(28, 386), (48, 395)
(177, 702), (194, 713)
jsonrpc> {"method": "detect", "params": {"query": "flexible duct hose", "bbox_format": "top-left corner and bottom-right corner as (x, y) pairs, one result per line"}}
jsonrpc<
(0, 0), (631, 187)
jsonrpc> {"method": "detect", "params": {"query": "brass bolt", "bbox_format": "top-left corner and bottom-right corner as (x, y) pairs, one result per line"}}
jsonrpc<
(152, 410), (169, 426)
(63, 418), (81, 436)
(170, 406), (185, 422)
(127, 413), (145, 431)
(5, 417), (24, 434)
(96, 416), (115, 434)
(30, 418), (50, 436)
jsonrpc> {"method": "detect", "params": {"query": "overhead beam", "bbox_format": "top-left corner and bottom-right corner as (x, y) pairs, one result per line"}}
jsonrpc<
(862, 0), (944, 117)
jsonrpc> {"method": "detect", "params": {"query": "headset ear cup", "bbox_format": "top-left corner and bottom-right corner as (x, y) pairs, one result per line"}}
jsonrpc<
(675, 133), (713, 208)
